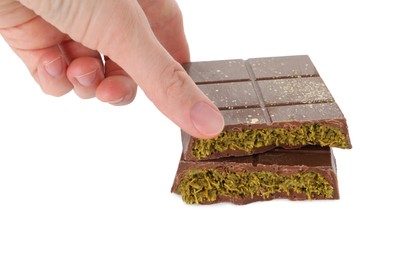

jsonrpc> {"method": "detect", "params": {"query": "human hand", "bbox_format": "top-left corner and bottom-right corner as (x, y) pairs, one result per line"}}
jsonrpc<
(0, 0), (224, 138)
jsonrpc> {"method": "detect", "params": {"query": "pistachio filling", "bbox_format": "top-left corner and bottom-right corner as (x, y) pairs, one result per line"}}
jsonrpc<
(192, 123), (348, 159)
(178, 169), (334, 204)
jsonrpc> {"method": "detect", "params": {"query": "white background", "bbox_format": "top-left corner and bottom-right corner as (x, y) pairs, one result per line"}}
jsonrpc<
(1, 0), (402, 259)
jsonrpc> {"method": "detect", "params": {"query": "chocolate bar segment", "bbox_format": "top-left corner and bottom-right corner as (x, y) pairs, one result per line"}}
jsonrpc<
(182, 59), (249, 84)
(171, 146), (339, 205)
(198, 82), (258, 109)
(258, 77), (334, 106)
(182, 55), (351, 161)
(249, 55), (319, 80)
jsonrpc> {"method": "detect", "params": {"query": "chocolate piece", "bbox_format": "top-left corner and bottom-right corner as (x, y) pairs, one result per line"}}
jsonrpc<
(249, 55), (319, 79)
(172, 146), (339, 205)
(183, 59), (250, 84)
(182, 55), (352, 160)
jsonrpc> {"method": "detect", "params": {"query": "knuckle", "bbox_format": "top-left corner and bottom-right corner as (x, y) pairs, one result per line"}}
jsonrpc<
(160, 62), (188, 100)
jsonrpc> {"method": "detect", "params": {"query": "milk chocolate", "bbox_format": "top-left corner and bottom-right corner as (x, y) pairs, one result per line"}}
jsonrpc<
(172, 146), (339, 205)
(182, 55), (351, 160)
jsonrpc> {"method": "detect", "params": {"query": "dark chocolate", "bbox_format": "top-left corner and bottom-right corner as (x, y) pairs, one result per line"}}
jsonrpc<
(182, 55), (352, 160)
(171, 146), (339, 205)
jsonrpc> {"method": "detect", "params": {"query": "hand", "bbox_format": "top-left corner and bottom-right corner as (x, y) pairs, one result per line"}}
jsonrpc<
(0, 0), (224, 138)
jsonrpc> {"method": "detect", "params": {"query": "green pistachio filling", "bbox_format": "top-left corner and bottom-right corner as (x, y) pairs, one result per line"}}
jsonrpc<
(178, 169), (334, 204)
(192, 123), (348, 159)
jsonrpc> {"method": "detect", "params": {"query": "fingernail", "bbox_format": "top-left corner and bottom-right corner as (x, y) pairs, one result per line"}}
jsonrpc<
(108, 97), (124, 105)
(44, 56), (64, 77)
(74, 69), (97, 87)
(190, 102), (224, 137)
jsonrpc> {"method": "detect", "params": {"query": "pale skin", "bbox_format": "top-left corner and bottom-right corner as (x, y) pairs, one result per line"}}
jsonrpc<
(0, 0), (224, 138)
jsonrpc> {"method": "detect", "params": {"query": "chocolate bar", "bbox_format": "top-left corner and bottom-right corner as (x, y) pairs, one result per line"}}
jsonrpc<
(171, 146), (339, 205)
(182, 55), (351, 160)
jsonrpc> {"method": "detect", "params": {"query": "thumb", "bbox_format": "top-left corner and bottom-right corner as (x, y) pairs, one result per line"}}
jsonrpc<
(18, 0), (224, 139)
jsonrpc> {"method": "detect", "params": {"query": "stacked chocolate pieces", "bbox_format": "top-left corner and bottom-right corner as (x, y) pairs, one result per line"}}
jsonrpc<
(171, 55), (351, 205)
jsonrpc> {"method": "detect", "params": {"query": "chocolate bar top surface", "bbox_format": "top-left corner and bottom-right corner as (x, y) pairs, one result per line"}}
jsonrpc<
(172, 146), (339, 204)
(183, 55), (338, 126)
(181, 55), (351, 160)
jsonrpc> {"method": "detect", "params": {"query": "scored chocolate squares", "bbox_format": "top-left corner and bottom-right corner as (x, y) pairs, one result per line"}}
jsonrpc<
(181, 55), (351, 161)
